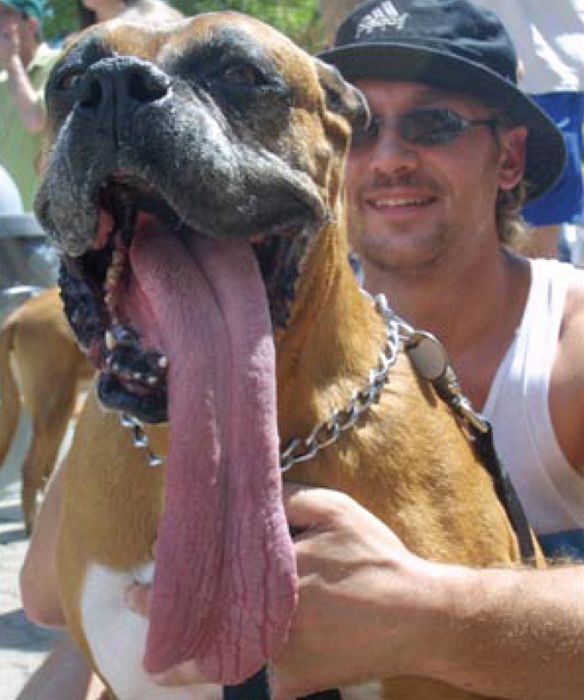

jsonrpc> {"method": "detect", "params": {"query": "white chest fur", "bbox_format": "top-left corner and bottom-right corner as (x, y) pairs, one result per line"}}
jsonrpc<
(80, 562), (220, 700)
(80, 563), (383, 700)
(341, 683), (384, 700)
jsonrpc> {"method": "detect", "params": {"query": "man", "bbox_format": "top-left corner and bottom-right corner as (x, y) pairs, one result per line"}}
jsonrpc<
(0, 0), (58, 211)
(267, 1), (584, 698)
(19, 1), (584, 699)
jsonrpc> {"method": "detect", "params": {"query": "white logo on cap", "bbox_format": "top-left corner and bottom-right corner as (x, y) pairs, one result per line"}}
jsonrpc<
(356, 1), (409, 37)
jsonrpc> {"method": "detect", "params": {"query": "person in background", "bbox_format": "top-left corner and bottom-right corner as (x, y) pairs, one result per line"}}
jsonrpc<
(476, 0), (584, 260)
(76, 0), (182, 29)
(0, 0), (58, 211)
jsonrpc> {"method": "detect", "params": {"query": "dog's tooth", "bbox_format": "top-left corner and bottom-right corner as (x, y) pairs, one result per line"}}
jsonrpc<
(106, 266), (120, 286)
(133, 372), (144, 381)
(105, 330), (116, 350)
(158, 355), (169, 369)
(112, 249), (126, 267)
(147, 375), (159, 386)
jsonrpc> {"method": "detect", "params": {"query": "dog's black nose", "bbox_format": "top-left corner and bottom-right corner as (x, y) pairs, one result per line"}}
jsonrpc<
(78, 56), (170, 129)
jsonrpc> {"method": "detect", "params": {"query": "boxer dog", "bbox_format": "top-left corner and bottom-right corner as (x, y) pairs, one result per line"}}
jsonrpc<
(35, 12), (536, 700)
(0, 287), (93, 533)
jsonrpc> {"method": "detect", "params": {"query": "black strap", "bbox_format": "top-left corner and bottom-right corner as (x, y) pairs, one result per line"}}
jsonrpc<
(472, 422), (536, 563)
(430, 366), (536, 563)
(223, 668), (270, 700)
(223, 668), (341, 700)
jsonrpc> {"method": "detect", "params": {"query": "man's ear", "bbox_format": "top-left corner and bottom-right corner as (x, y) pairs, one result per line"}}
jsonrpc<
(498, 125), (528, 192)
(314, 58), (370, 132)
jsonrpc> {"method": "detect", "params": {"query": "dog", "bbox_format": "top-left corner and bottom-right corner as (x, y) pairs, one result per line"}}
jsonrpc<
(35, 12), (539, 700)
(0, 287), (93, 533)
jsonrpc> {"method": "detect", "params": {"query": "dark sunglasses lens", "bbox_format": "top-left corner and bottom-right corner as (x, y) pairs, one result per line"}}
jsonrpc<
(401, 109), (466, 145)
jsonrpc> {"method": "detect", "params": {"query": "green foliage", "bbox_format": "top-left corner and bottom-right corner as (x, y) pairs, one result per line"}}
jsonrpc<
(43, 0), (324, 50)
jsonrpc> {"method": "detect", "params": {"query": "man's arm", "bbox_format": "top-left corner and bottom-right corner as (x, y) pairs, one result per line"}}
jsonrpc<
(0, 20), (45, 133)
(269, 483), (584, 700)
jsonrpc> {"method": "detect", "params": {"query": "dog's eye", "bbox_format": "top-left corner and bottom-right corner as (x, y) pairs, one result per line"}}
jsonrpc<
(55, 67), (85, 92)
(221, 63), (262, 87)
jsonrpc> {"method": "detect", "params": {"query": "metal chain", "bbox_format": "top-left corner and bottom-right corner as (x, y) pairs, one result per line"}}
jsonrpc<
(280, 293), (400, 472)
(119, 413), (164, 467)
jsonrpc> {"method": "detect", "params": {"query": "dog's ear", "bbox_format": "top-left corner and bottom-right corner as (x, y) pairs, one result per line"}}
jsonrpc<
(315, 59), (370, 132)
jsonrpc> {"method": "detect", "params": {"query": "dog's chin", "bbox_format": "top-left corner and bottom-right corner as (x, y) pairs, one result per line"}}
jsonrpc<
(58, 172), (314, 425)
(97, 372), (168, 423)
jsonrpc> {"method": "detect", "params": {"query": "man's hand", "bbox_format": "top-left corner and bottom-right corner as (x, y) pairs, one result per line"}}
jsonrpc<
(270, 483), (431, 699)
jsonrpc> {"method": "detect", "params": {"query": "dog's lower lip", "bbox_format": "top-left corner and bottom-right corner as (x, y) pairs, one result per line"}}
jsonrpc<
(97, 372), (168, 423)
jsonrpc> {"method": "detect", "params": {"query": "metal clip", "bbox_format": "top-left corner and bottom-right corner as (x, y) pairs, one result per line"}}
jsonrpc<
(432, 367), (489, 434)
(405, 331), (449, 382)
(405, 333), (489, 434)
(118, 412), (164, 467)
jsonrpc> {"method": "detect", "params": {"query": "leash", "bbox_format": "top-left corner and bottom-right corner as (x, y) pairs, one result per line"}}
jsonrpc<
(471, 423), (536, 562)
(223, 668), (341, 700)
(398, 308), (536, 563)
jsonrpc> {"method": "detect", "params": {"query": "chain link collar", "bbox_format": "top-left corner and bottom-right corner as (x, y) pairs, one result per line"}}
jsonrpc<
(280, 292), (400, 471)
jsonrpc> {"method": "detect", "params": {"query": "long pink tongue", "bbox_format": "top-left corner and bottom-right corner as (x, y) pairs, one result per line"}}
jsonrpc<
(125, 226), (297, 683)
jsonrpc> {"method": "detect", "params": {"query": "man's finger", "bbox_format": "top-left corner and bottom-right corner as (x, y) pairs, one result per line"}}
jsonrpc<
(125, 583), (152, 617)
(282, 482), (347, 535)
(152, 659), (206, 687)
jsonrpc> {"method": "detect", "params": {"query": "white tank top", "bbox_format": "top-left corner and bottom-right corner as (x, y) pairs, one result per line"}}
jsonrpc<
(482, 259), (584, 539)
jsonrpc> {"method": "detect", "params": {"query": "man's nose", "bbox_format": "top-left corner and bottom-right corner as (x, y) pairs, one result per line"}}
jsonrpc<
(366, 129), (420, 179)
(78, 56), (170, 130)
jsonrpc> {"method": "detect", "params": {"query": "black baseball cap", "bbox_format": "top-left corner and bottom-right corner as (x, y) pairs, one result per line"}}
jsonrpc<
(319, 0), (566, 203)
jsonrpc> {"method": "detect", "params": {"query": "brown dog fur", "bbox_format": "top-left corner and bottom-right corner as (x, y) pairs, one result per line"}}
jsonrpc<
(0, 287), (93, 533)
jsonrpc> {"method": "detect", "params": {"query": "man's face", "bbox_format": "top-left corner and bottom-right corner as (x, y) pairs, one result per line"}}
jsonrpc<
(345, 80), (526, 276)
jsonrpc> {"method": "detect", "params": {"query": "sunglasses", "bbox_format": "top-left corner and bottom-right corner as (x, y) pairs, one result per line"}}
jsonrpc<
(351, 107), (499, 148)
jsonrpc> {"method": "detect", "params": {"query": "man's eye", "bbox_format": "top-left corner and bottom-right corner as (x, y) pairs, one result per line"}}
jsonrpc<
(221, 64), (262, 87)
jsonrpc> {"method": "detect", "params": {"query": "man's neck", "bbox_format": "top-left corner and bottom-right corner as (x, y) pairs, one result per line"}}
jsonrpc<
(361, 246), (531, 407)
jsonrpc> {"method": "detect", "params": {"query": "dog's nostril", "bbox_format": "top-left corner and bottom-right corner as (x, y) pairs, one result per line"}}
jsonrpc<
(79, 79), (103, 110)
(128, 70), (169, 103)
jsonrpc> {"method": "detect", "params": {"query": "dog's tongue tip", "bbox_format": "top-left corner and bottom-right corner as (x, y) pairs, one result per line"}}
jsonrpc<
(128, 230), (297, 683)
